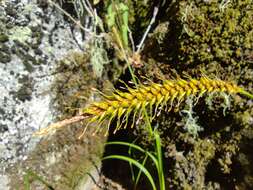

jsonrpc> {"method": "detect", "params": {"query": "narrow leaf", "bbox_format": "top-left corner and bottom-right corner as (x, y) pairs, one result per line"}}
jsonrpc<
(103, 155), (157, 190)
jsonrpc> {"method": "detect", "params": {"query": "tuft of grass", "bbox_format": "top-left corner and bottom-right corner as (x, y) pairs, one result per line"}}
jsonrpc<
(104, 130), (165, 190)
(34, 76), (253, 137)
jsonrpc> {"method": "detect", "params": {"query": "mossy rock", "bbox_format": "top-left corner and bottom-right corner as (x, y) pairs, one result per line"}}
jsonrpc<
(7, 51), (109, 190)
(178, 0), (253, 68)
(99, 0), (253, 189)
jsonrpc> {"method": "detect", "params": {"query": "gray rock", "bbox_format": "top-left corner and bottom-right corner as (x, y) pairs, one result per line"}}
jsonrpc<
(0, 0), (106, 189)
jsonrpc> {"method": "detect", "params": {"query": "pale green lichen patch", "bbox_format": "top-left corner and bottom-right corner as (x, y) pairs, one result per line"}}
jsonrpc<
(8, 26), (32, 44)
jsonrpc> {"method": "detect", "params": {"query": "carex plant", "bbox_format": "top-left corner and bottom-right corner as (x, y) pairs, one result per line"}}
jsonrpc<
(34, 75), (253, 190)
(35, 76), (253, 137)
(33, 1), (253, 189)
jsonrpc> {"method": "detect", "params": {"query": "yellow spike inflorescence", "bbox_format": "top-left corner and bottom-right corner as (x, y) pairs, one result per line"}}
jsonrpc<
(35, 77), (249, 137)
(80, 77), (243, 136)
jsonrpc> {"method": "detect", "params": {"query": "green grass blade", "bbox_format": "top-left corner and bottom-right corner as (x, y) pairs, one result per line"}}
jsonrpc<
(127, 139), (138, 183)
(106, 141), (158, 168)
(154, 131), (166, 190)
(24, 173), (30, 190)
(134, 154), (148, 188)
(103, 155), (157, 190)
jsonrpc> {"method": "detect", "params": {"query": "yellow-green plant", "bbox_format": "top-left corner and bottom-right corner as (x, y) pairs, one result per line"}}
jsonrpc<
(35, 76), (253, 137)
(80, 76), (252, 135)
(106, 0), (129, 49)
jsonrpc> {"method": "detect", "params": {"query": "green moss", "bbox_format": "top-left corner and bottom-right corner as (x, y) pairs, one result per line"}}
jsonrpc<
(178, 0), (253, 66)
(50, 51), (109, 189)
(182, 139), (215, 189)
(0, 51), (11, 63)
(0, 42), (11, 63)
(23, 60), (34, 72)
(0, 33), (9, 43)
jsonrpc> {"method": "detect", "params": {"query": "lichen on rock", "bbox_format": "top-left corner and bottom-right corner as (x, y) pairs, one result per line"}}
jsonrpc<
(0, 0), (108, 189)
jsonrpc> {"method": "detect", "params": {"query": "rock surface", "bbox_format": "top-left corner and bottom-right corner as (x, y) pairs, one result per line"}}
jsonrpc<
(0, 0), (106, 189)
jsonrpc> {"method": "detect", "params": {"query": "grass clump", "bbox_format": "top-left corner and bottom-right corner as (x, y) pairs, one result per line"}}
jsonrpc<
(104, 130), (165, 190)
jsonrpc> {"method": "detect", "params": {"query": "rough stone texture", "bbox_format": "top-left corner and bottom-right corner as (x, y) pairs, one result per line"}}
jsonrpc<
(0, 0), (106, 189)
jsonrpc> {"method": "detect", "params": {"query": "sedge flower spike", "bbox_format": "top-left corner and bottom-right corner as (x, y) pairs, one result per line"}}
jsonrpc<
(34, 77), (253, 137)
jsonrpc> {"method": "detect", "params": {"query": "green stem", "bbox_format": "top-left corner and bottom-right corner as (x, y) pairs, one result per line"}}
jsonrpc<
(239, 90), (253, 100)
(154, 131), (166, 190)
